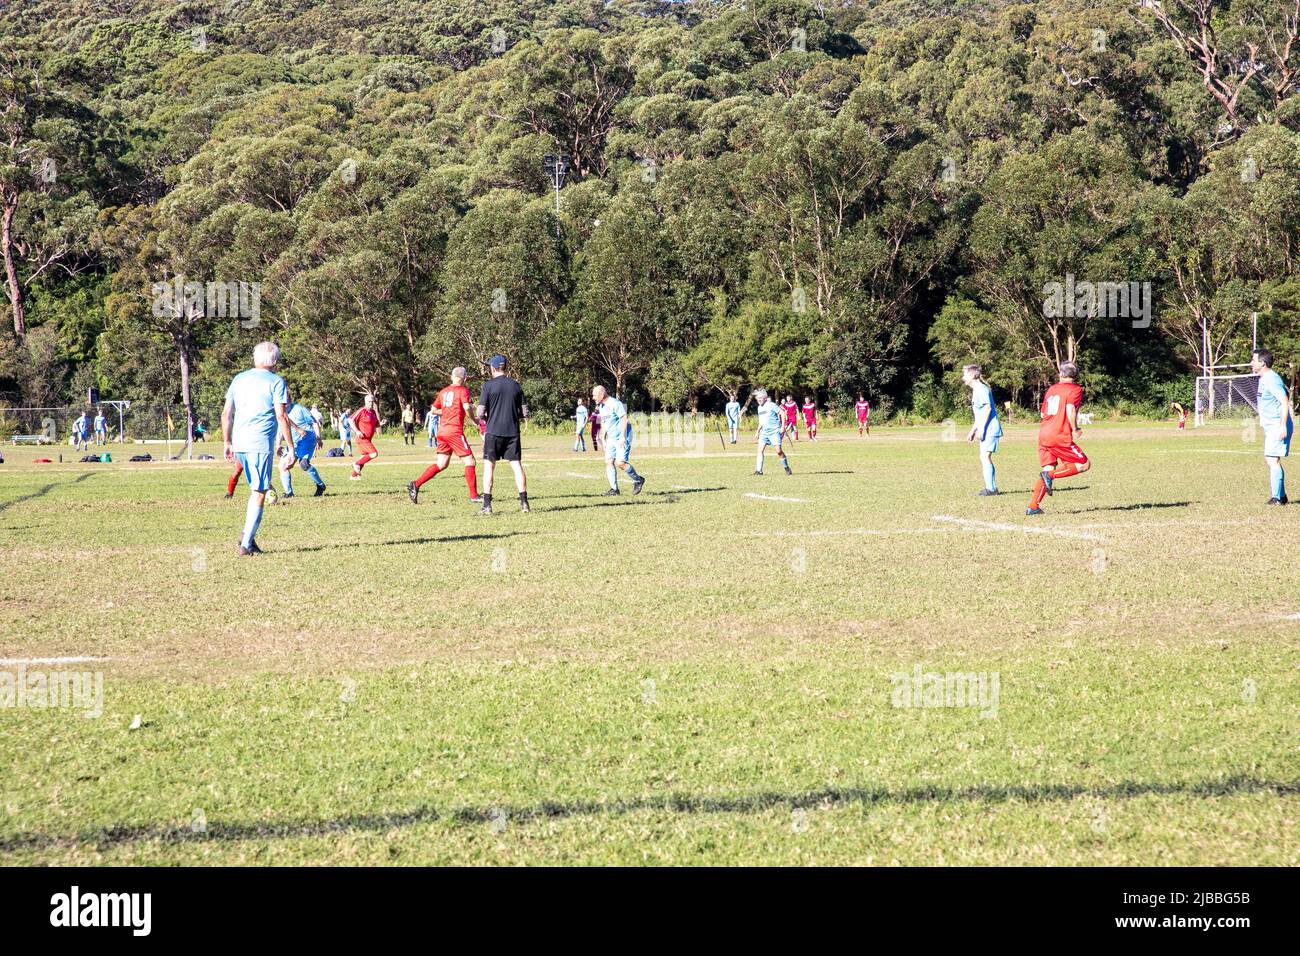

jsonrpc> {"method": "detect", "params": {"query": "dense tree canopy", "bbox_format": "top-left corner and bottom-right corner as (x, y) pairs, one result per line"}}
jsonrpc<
(1, 0), (1298, 429)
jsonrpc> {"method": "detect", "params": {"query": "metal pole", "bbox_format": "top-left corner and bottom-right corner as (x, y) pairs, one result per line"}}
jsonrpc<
(554, 171), (561, 238)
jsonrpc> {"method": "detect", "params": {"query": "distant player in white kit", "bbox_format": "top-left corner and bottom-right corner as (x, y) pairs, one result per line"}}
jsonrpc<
(753, 389), (792, 476)
(574, 398), (589, 452)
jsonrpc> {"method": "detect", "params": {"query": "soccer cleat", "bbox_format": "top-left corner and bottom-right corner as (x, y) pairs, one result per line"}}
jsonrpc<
(631, 476), (645, 495)
(1041, 470), (1054, 496)
(1025, 507), (1044, 516)
(476, 505), (493, 516)
(520, 501), (530, 513)
(470, 495), (483, 505)
(602, 487), (621, 496)
(407, 481), (419, 504)
(753, 470), (763, 476)
(314, 483), (326, 497)
(977, 488), (999, 496)
(783, 461), (792, 475)
(248, 540), (264, 554)
(349, 471), (361, 481)
(281, 492), (294, 499)
(223, 492), (233, 500)
(1267, 497), (1286, 505)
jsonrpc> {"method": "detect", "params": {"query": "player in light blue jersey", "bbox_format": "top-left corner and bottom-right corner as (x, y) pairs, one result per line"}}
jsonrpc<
(72, 412), (89, 451)
(222, 342), (293, 555)
(574, 398), (589, 452)
(725, 396), (742, 444)
(592, 385), (645, 495)
(424, 401), (438, 447)
(337, 408), (353, 455)
(963, 364), (1003, 496)
(1252, 348), (1293, 505)
(93, 410), (108, 446)
(278, 401), (326, 498)
(752, 389), (792, 475)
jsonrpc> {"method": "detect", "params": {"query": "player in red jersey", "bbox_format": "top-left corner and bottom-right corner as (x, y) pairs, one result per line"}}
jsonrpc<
(407, 367), (481, 504)
(348, 394), (383, 480)
(1027, 362), (1090, 516)
(782, 395), (800, 441)
(855, 395), (871, 436)
(802, 397), (817, 440)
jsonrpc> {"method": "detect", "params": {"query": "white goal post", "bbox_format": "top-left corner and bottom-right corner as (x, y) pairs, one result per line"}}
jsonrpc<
(1193, 374), (1259, 426)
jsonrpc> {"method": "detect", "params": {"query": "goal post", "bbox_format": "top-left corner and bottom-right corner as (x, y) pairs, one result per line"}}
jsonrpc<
(1194, 373), (1259, 426)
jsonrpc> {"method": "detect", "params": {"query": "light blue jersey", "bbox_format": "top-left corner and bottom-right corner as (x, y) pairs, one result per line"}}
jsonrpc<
(73, 414), (88, 436)
(225, 367), (288, 454)
(93, 414), (106, 433)
(971, 380), (1002, 445)
(1257, 370), (1290, 428)
(756, 400), (783, 445)
(286, 402), (317, 458)
(600, 397), (632, 461)
(725, 400), (741, 424)
(575, 404), (589, 431)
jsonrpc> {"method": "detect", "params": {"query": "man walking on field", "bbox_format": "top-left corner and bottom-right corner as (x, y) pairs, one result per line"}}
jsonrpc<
(855, 394), (871, 436)
(349, 394), (382, 480)
(476, 355), (529, 515)
(408, 367), (481, 505)
(1026, 362), (1089, 516)
(592, 384), (645, 496)
(222, 341), (294, 555)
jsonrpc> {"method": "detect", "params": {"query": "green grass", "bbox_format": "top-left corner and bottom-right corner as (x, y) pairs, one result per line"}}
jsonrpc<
(1, 423), (1296, 865)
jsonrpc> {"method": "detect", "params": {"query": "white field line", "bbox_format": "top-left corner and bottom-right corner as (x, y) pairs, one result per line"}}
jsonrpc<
(566, 472), (599, 479)
(931, 514), (1105, 542)
(1280, 612), (1300, 621)
(0, 656), (110, 665)
(732, 527), (945, 538)
(1163, 448), (1254, 455)
(744, 492), (805, 503)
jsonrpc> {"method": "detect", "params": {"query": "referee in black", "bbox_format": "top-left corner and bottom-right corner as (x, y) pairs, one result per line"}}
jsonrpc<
(476, 354), (529, 515)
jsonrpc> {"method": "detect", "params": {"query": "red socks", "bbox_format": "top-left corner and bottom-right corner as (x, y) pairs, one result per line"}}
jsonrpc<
(226, 471), (240, 495)
(1051, 463), (1081, 480)
(354, 453), (374, 473)
(415, 463), (441, 488)
(1030, 476), (1047, 509)
(465, 464), (478, 499)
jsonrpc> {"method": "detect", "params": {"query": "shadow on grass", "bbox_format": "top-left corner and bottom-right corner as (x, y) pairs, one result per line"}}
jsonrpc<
(3, 775), (1293, 853)
(0, 472), (99, 514)
(277, 531), (537, 553)
(1067, 501), (1194, 514)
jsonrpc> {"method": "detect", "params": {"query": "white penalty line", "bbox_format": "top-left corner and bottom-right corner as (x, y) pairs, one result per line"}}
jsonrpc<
(931, 515), (1104, 542)
(744, 492), (805, 503)
(0, 656), (111, 665)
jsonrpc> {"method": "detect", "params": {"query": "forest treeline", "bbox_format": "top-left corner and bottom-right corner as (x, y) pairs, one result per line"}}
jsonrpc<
(1, 0), (1298, 426)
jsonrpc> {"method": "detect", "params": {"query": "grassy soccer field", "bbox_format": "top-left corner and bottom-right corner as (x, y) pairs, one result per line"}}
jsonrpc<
(1, 422), (1296, 865)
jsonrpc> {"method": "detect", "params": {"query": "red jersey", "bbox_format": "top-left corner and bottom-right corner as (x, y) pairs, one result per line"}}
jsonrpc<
(351, 407), (380, 440)
(855, 400), (870, 420)
(782, 401), (799, 424)
(802, 402), (816, 424)
(1039, 382), (1082, 446)
(435, 384), (471, 436)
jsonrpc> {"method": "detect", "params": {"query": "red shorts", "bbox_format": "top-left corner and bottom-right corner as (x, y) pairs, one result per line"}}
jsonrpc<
(355, 436), (377, 456)
(435, 432), (471, 457)
(1038, 442), (1088, 467)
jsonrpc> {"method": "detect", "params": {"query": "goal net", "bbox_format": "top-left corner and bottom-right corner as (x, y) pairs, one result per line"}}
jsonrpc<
(1193, 374), (1259, 425)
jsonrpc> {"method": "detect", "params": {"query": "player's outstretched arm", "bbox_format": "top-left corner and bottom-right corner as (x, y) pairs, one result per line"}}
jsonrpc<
(220, 398), (235, 462)
(277, 403), (296, 469)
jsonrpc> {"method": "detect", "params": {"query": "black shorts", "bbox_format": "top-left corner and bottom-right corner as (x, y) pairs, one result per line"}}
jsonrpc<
(484, 434), (521, 462)
(402, 422), (414, 434)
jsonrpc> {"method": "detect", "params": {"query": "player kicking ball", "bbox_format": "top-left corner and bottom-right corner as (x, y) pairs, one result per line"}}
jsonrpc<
(278, 401), (326, 498)
(753, 389), (792, 476)
(408, 367), (481, 505)
(592, 384), (645, 495)
(1027, 362), (1089, 516)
